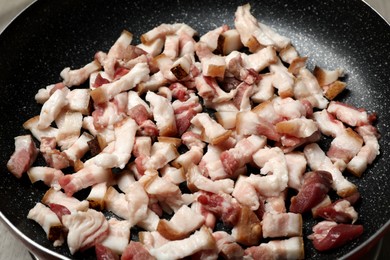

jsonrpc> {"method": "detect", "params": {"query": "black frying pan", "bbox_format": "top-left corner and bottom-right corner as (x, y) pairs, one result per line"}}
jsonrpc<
(1, 0), (390, 259)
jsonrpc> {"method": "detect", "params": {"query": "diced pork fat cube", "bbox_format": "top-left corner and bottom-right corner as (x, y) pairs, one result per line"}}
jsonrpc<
(7, 135), (39, 178)
(27, 202), (64, 246)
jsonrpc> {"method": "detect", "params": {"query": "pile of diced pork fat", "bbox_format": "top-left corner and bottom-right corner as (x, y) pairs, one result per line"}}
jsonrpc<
(6, 4), (380, 259)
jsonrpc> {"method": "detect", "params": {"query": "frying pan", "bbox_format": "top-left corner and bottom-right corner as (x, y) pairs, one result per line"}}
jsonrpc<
(1, 0), (389, 259)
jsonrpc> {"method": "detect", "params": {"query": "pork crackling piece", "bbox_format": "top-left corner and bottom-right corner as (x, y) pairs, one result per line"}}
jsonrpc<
(269, 58), (295, 98)
(313, 66), (344, 87)
(139, 171), (183, 213)
(171, 145), (203, 170)
(236, 110), (280, 142)
(199, 24), (229, 52)
(39, 137), (70, 170)
(66, 88), (91, 115)
(210, 231), (245, 259)
(197, 191), (241, 227)
(312, 109), (345, 137)
(199, 144), (230, 181)
(104, 182), (149, 227)
(275, 117), (318, 138)
(195, 41), (226, 78)
(63, 132), (94, 165)
(35, 82), (64, 104)
(135, 141), (179, 174)
(216, 29), (244, 56)
(285, 152), (307, 191)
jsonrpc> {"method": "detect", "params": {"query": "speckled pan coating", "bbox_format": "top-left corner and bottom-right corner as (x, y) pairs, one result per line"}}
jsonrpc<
(0, 0), (389, 259)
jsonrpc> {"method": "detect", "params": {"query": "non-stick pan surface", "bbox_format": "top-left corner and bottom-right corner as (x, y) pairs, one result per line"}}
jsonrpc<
(1, 0), (390, 259)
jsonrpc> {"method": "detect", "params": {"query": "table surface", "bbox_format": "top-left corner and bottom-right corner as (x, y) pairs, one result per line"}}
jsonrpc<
(0, 0), (389, 259)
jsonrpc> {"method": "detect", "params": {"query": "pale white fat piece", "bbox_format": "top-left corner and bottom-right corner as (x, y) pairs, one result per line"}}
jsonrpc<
(125, 181), (149, 226)
(86, 182), (107, 207)
(248, 147), (288, 197)
(66, 88), (91, 115)
(262, 212), (302, 238)
(312, 110), (345, 137)
(93, 117), (137, 169)
(27, 166), (64, 191)
(62, 209), (109, 254)
(191, 113), (231, 145)
(63, 132), (93, 163)
(56, 111), (83, 150)
(149, 227), (215, 260)
(187, 164), (234, 194)
(294, 68), (329, 109)
(158, 205), (204, 236)
(304, 143), (357, 197)
(38, 88), (69, 130)
(137, 38), (164, 57)
(103, 30), (134, 78)
(116, 170), (136, 193)
(137, 209), (160, 232)
(232, 175), (260, 211)
(127, 90), (152, 115)
(27, 202), (63, 245)
(61, 60), (101, 87)
(90, 62), (150, 104)
(146, 91), (177, 136)
(163, 34), (180, 59)
(101, 218), (132, 255)
(42, 188), (89, 213)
